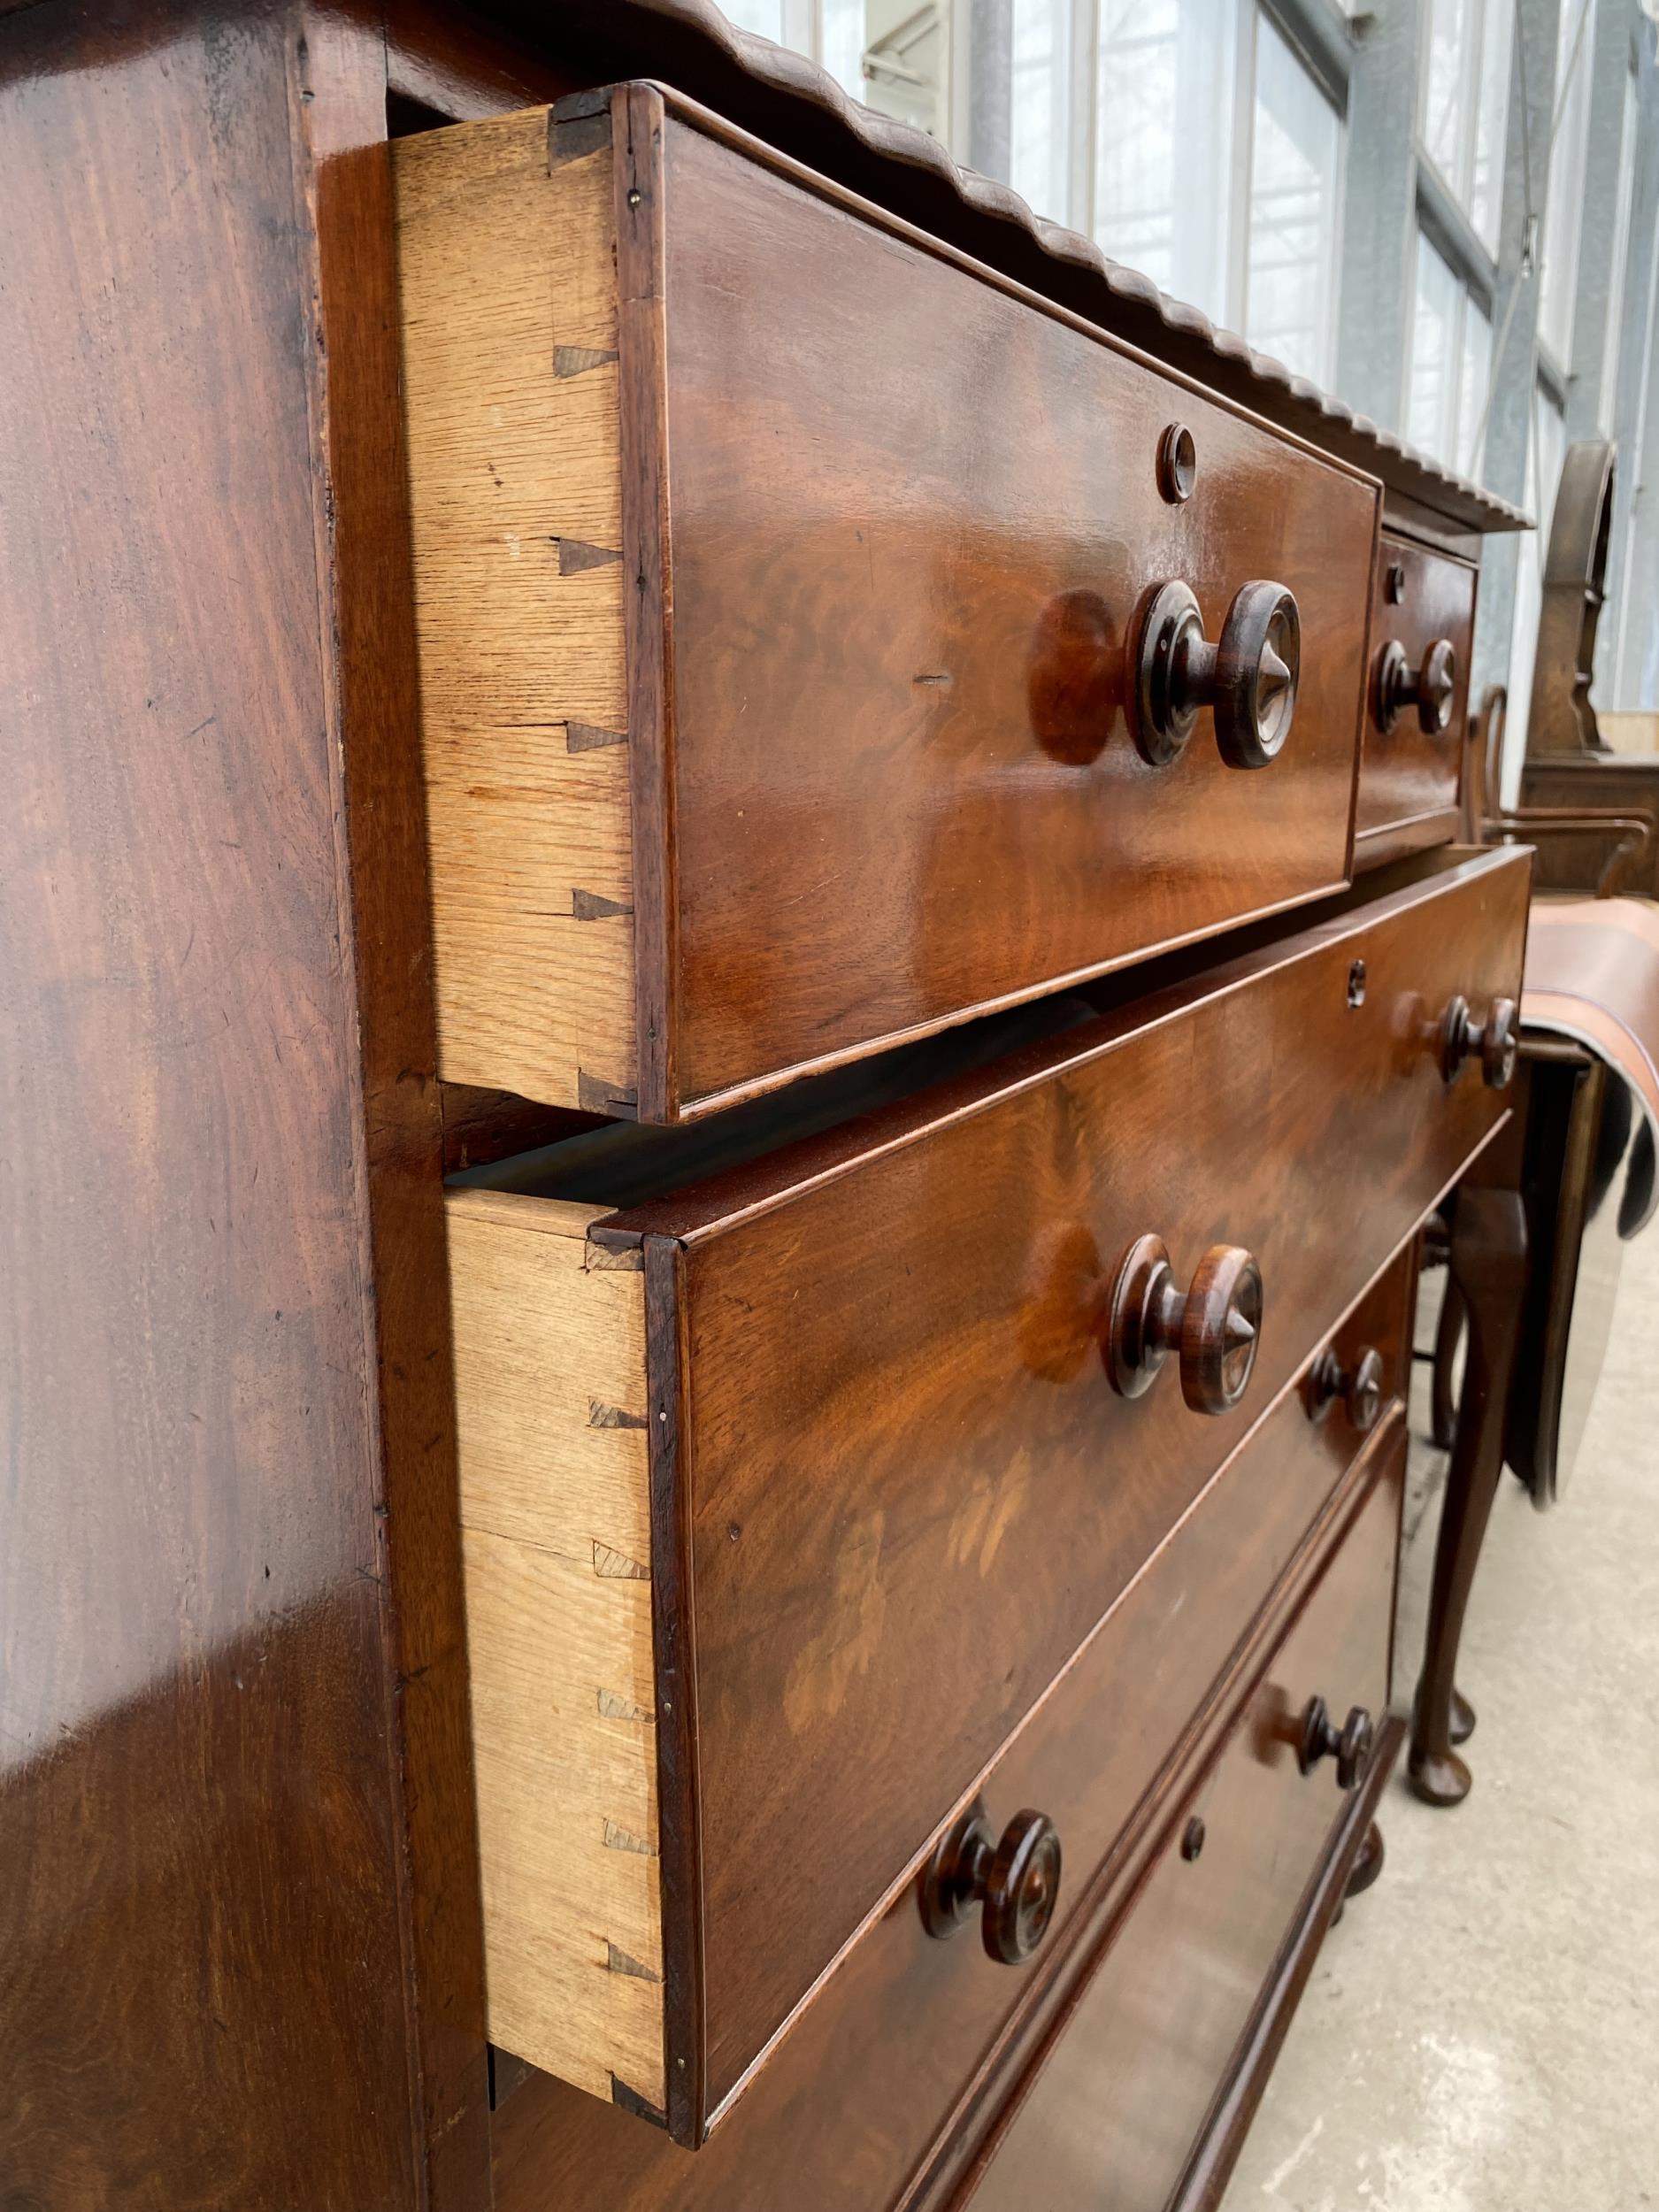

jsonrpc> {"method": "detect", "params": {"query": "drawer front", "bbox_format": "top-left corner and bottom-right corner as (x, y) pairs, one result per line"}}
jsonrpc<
(486, 1317), (1408, 2208)
(1355, 532), (1477, 863)
(396, 88), (1379, 1124)
(453, 848), (1525, 2136)
(962, 1447), (1402, 2212)
(649, 850), (1521, 2112)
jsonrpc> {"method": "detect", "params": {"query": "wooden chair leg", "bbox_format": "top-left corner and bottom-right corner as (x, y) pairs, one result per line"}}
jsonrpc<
(1430, 1279), (1465, 1450)
(1409, 1189), (1528, 1809)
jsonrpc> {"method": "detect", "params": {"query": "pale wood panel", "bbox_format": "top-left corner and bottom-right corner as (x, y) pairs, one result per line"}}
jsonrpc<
(445, 1189), (664, 2109)
(395, 108), (634, 1108)
(449, 1192), (650, 1562)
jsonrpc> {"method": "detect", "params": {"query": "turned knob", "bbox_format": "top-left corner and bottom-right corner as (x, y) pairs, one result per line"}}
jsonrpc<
(919, 1801), (1063, 1965)
(1132, 580), (1301, 771)
(1300, 1696), (1374, 1791)
(1105, 1235), (1263, 1415)
(1440, 994), (1518, 1089)
(1308, 1344), (1385, 1432)
(1374, 636), (1457, 734)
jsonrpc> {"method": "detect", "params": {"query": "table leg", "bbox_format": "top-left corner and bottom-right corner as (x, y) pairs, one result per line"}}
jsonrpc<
(1409, 1188), (1528, 1808)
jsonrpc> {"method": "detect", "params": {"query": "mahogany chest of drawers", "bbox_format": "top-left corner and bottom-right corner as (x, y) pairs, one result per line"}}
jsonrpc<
(0, 4), (1532, 2208)
(388, 62), (1529, 2203)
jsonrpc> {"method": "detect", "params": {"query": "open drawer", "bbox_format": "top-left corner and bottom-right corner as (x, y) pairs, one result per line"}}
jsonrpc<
(394, 85), (1378, 1123)
(446, 847), (1524, 2142)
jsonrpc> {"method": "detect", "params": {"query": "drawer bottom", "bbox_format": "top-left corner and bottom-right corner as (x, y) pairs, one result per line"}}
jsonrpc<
(956, 1446), (1404, 2212)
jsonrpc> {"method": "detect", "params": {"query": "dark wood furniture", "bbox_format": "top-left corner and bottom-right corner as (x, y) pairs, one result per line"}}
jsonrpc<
(1463, 681), (1653, 896)
(1518, 440), (1659, 897)
(1356, 528), (1476, 867)
(1409, 684), (1659, 1806)
(0, 4), (1532, 2207)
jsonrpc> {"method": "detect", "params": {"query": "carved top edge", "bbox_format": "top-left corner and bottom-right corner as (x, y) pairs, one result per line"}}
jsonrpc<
(593, 0), (1529, 534)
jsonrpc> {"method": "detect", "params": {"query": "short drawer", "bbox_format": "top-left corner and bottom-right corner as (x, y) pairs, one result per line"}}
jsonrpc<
(449, 847), (1524, 2142)
(960, 1446), (1402, 2212)
(485, 1314), (1408, 2212)
(1355, 530), (1478, 865)
(394, 87), (1379, 1124)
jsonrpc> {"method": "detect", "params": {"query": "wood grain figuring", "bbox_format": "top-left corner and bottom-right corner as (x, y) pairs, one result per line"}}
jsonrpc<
(396, 87), (1380, 1122)
(0, 4), (430, 2202)
(620, 849), (1524, 2115)
(445, 1190), (665, 2109)
(456, 848), (1522, 2136)
(1355, 530), (1476, 863)
(488, 1305), (1409, 2206)
(395, 107), (636, 1110)
(960, 1446), (1402, 2212)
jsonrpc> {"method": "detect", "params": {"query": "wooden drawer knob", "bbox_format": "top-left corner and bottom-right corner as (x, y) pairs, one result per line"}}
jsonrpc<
(1299, 1695), (1375, 1791)
(1439, 994), (1518, 1089)
(920, 1801), (1063, 1965)
(1132, 580), (1301, 771)
(1308, 1344), (1385, 1432)
(1375, 636), (1457, 733)
(1105, 1234), (1263, 1415)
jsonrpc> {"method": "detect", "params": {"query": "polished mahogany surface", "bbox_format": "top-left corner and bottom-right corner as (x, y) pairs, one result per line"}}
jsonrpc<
(0, 4), (426, 2202)
(490, 1269), (1409, 2208)
(0, 1), (1511, 2200)
(565, 845), (1526, 2114)
(1355, 531), (1476, 863)
(963, 1444), (1402, 2212)
(634, 96), (1377, 1115)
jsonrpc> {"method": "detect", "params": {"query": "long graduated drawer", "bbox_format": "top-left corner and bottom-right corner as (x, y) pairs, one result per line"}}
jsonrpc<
(959, 1438), (1403, 2212)
(483, 1270), (1409, 2207)
(393, 84), (1379, 1124)
(446, 845), (1525, 2142)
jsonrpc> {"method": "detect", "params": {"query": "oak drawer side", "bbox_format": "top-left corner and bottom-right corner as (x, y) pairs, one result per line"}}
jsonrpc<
(395, 110), (635, 1110)
(446, 1189), (664, 2114)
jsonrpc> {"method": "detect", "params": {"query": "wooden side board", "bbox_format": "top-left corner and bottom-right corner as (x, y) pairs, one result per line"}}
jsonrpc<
(395, 106), (638, 1115)
(0, 4), (434, 2203)
(447, 1191), (664, 2112)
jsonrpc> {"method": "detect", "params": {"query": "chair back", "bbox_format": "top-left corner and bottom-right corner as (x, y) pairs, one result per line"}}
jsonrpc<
(1526, 438), (1617, 763)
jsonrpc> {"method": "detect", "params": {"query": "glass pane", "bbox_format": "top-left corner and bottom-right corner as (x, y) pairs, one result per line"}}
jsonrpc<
(1455, 292), (1493, 482)
(1010, 0), (1072, 223)
(1408, 229), (1461, 465)
(860, 0), (950, 134)
(1601, 69), (1638, 426)
(1094, 0), (1237, 326)
(1246, 14), (1341, 384)
(1420, 0), (1510, 250)
(1536, 391), (1568, 535)
(1420, 0), (1471, 194)
(1538, 0), (1594, 362)
(820, 0), (867, 96)
(1469, 0), (1513, 252)
(720, 0), (788, 36)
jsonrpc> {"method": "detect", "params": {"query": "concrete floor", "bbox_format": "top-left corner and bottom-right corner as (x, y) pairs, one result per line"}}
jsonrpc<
(1220, 1232), (1659, 2212)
